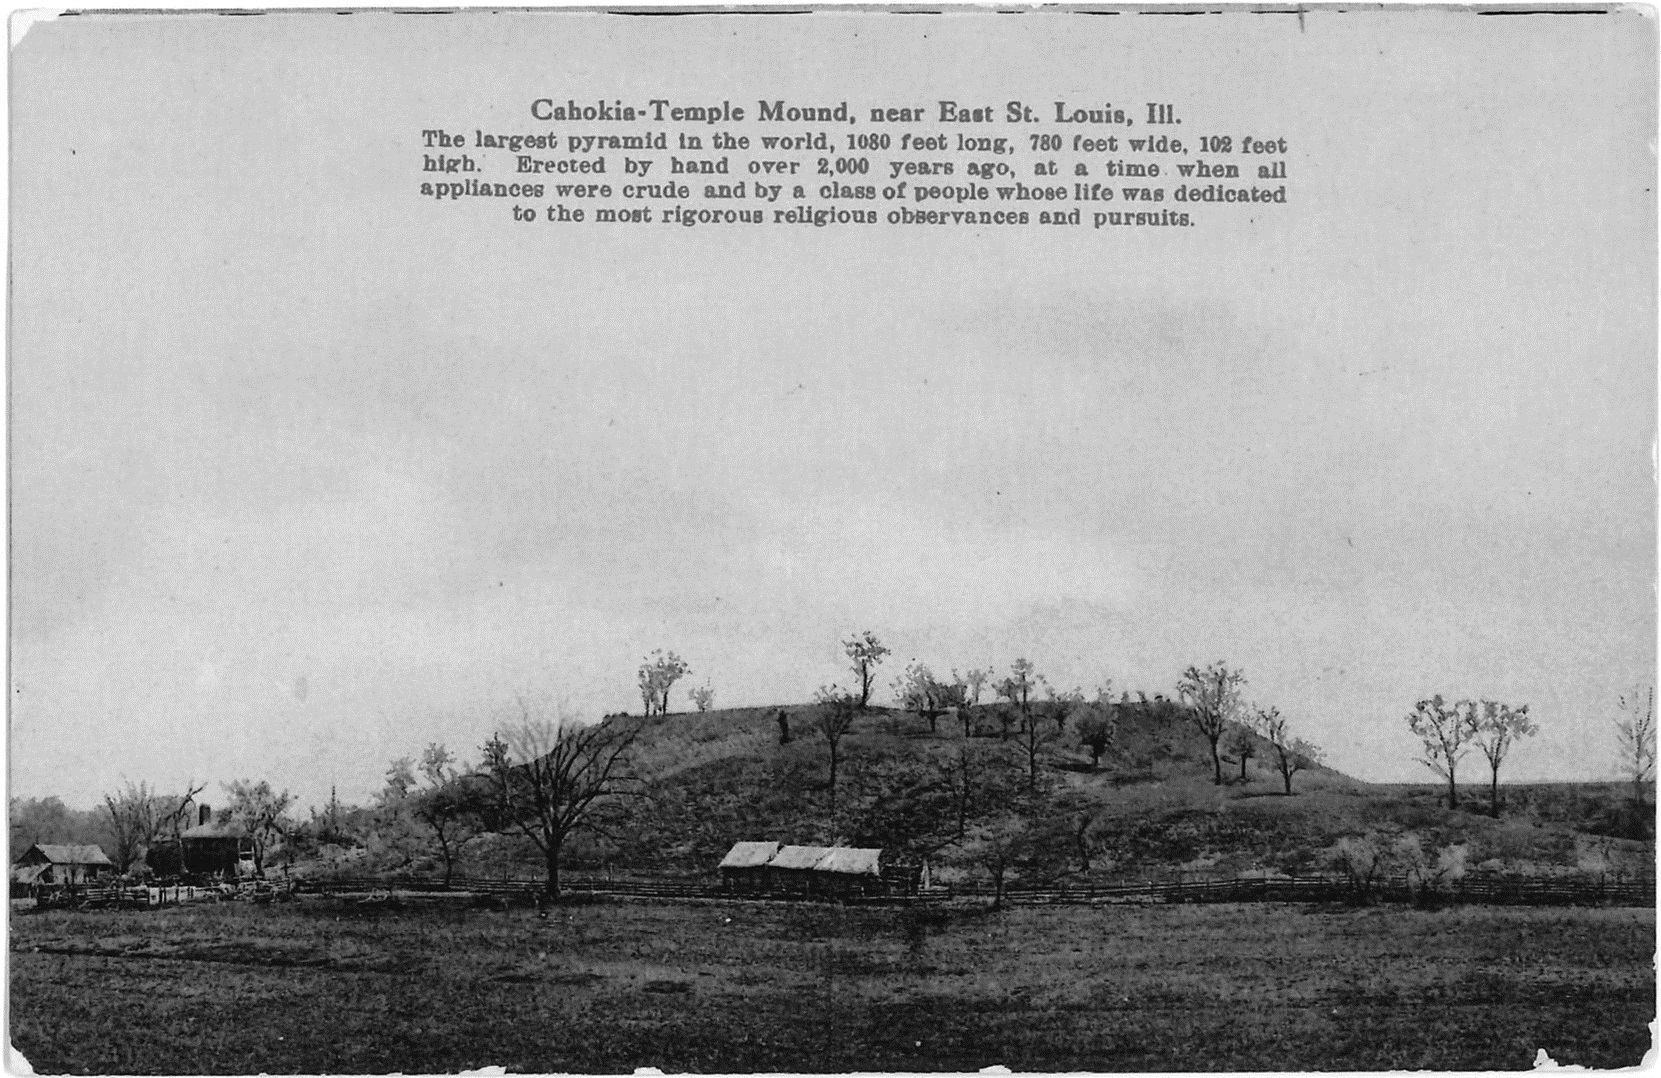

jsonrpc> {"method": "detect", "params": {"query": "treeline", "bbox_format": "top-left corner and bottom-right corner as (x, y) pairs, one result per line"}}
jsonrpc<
(29, 629), (1657, 899)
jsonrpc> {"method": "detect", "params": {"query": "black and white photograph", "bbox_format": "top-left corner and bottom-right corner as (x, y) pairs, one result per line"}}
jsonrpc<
(6, 6), (1657, 1072)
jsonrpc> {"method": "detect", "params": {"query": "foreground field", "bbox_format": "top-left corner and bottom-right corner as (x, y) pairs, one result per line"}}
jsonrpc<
(10, 897), (1654, 1073)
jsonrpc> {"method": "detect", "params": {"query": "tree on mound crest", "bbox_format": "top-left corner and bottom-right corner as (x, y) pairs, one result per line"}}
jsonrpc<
(637, 650), (691, 717)
(843, 632), (890, 709)
(1178, 662), (1246, 785)
(893, 662), (967, 733)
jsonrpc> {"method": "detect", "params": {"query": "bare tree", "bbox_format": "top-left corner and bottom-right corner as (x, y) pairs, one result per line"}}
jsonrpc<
(995, 661), (1053, 790)
(222, 779), (296, 878)
(812, 686), (860, 815)
(962, 667), (992, 706)
(1615, 685), (1656, 808)
(1077, 708), (1116, 770)
(1046, 685), (1084, 733)
(843, 632), (891, 709)
(103, 781), (163, 874)
(1473, 701), (1536, 817)
(994, 658), (1043, 743)
(1177, 662), (1247, 785)
(637, 650), (692, 717)
(410, 743), (489, 886)
(894, 662), (965, 734)
(1259, 707), (1320, 795)
(1406, 695), (1479, 809)
(938, 744), (981, 840)
(637, 663), (658, 717)
(1225, 722), (1258, 783)
(382, 757), (417, 802)
(482, 701), (644, 898)
(968, 820), (1027, 911)
(105, 780), (209, 876)
(158, 782), (207, 877)
(1012, 712), (1056, 790)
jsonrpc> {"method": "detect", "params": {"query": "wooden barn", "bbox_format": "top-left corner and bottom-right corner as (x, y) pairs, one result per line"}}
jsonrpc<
(715, 842), (922, 900)
(11, 844), (115, 889)
(718, 841), (780, 893)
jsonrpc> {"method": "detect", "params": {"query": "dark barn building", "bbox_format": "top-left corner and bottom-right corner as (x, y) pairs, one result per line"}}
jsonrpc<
(144, 809), (252, 879)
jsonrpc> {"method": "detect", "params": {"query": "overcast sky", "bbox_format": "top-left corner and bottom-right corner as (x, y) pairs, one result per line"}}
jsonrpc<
(10, 10), (1655, 813)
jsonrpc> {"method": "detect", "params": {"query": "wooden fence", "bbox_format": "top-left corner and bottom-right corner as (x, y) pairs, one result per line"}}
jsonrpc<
(954, 874), (1656, 907)
(34, 880), (294, 910)
(289, 871), (1655, 909)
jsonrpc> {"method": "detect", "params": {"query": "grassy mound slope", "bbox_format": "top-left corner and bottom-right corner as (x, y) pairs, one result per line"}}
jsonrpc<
(594, 702), (1653, 886)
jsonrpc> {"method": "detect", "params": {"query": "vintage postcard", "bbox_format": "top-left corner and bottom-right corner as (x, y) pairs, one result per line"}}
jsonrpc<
(7, 5), (1656, 1073)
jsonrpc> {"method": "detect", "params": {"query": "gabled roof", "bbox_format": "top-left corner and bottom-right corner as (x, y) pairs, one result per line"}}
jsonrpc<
(180, 818), (250, 839)
(769, 844), (834, 871)
(21, 844), (113, 866)
(767, 845), (884, 875)
(812, 847), (882, 876)
(719, 841), (780, 870)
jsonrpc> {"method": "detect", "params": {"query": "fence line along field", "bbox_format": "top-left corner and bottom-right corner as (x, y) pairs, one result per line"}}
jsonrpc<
(12, 644), (1658, 1072)
(10, 897), (1652, 1074)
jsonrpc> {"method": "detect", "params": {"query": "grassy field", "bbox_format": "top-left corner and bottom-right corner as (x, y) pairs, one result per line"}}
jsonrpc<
(10, 896), (1654, 1073)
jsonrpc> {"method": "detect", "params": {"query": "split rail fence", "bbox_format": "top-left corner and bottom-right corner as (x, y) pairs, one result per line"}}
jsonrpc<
(290, 872), (1655, 909)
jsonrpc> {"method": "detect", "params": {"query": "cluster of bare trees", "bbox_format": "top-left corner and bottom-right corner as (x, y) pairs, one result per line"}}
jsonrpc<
(1174, 662), (1323, 794)
(376, 703), (648, 896)
(872, 649), (1327, 802)
(99, 778), (302, 877)
(92, 701), (645, 898)
(633, 650), (718, 715)
(93, 628), (1646, 903)
(892, 662), (969, 734)
(1404, 696), (1536, 814)
(338, 704), (649, 895)
(101, 780), (205, 874)
(636, 650), (692, 718)
(1402, 685), (1657, 819)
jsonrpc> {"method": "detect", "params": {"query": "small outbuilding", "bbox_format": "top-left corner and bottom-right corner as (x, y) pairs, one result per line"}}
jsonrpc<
(714, 841), (919, 900)
(11, 844), (115, 888)
(719, 841), (781, 893)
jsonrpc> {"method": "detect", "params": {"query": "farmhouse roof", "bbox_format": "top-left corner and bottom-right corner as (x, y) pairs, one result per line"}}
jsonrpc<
(181, 821), (246, 839)
(768, 845), (884, 875)
(21, 844), (113, 866)
(719, 841), (781, 870)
